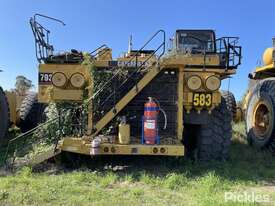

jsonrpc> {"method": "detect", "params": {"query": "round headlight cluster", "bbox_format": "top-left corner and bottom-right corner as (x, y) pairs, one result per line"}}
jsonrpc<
(186, 75), (221, 91)
(187, 75), (202, 91)
(70, 73), (85, 88)
(52, 72), (86, 89)
(205, 75), (221, 91)
(52, 72), (67, 88)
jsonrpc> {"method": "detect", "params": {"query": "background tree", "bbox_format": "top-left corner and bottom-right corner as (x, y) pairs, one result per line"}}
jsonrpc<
(15, 75), (34, 95)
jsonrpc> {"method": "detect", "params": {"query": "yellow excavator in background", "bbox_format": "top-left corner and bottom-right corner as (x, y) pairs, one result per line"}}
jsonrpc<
(244, 37), (275, 151)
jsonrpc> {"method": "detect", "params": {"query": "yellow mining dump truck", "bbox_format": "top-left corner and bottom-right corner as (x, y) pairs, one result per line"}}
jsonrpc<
(245, 38), (275, 151)
(2, 14), (242, 167)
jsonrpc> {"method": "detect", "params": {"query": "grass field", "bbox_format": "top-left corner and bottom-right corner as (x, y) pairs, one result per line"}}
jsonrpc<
(0, 122), (275, 206)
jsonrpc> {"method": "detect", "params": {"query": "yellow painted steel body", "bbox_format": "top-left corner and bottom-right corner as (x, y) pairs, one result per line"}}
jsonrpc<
(50, 54), (228, 156)
(161, 53), (221, 66)
(5, 91), (26, 125)
(254, 46), (275, 74)
(36, 34), (237, 157)
(38, 64), (92, 103)
(256, 63), (275, 73)
(263, 48), (274, 66)
(93, 50), (157, 69)
(37, 53), (232, 157)
(59, 137), (184, 156)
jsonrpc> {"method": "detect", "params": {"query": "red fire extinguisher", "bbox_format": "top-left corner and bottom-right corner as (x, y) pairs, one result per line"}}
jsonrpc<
(143, 97), (159, 145)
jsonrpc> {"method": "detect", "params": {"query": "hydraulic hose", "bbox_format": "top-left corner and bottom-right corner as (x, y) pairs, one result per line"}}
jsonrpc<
(152, 97), (167, 130)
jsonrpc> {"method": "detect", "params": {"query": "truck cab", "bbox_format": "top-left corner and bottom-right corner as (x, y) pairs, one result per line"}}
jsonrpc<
(174, 30), (216, 54)
(168, 29), (241, 70)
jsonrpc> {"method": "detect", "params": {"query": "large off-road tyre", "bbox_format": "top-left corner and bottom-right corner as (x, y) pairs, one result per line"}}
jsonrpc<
(19, 92), (46, 133)
(0, 87), (9, 141)
(19, 92), (37, 121)
(197, 96), (232, 161)
(246, 78), (275, 151)
(221, 90), (237, 120)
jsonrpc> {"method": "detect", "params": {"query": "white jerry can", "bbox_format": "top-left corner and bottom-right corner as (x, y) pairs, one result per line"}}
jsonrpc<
(90, 138), (101, 155)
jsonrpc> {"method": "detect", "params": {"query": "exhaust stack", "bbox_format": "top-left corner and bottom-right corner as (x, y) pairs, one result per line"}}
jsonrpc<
(128, 35), (133, 54)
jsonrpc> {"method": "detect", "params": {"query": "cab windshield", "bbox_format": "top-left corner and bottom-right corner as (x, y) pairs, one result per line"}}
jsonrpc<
(177, 31), (215, 53)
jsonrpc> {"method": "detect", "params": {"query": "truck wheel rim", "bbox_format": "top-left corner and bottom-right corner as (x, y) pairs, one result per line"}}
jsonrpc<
(253, 101), (271, 139)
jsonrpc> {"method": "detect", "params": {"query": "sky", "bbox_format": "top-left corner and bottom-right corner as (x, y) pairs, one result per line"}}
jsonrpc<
(0, 0), (274, 100)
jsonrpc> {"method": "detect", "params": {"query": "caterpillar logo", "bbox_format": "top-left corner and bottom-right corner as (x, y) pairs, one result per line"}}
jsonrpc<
(108, 61), (149, 67)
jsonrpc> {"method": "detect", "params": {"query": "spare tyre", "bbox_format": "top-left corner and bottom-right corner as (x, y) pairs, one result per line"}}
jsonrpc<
(19, 92), (46, 133)
(221, 90), (237, 120)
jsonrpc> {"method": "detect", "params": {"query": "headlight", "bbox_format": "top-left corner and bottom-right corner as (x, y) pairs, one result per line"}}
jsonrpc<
(52, 72), (67, 88)
(205, 75), (221, 91)
(70, 73), (85, 88)
(187, 75), (202, 91)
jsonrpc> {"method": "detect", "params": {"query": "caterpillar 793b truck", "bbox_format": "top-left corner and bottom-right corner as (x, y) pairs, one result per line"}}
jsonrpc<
(3, 14), (242, 166)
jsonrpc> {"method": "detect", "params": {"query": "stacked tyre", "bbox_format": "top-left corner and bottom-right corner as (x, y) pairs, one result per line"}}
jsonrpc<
(221, 90), (237, 120)
(19, 92), (46, 133)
